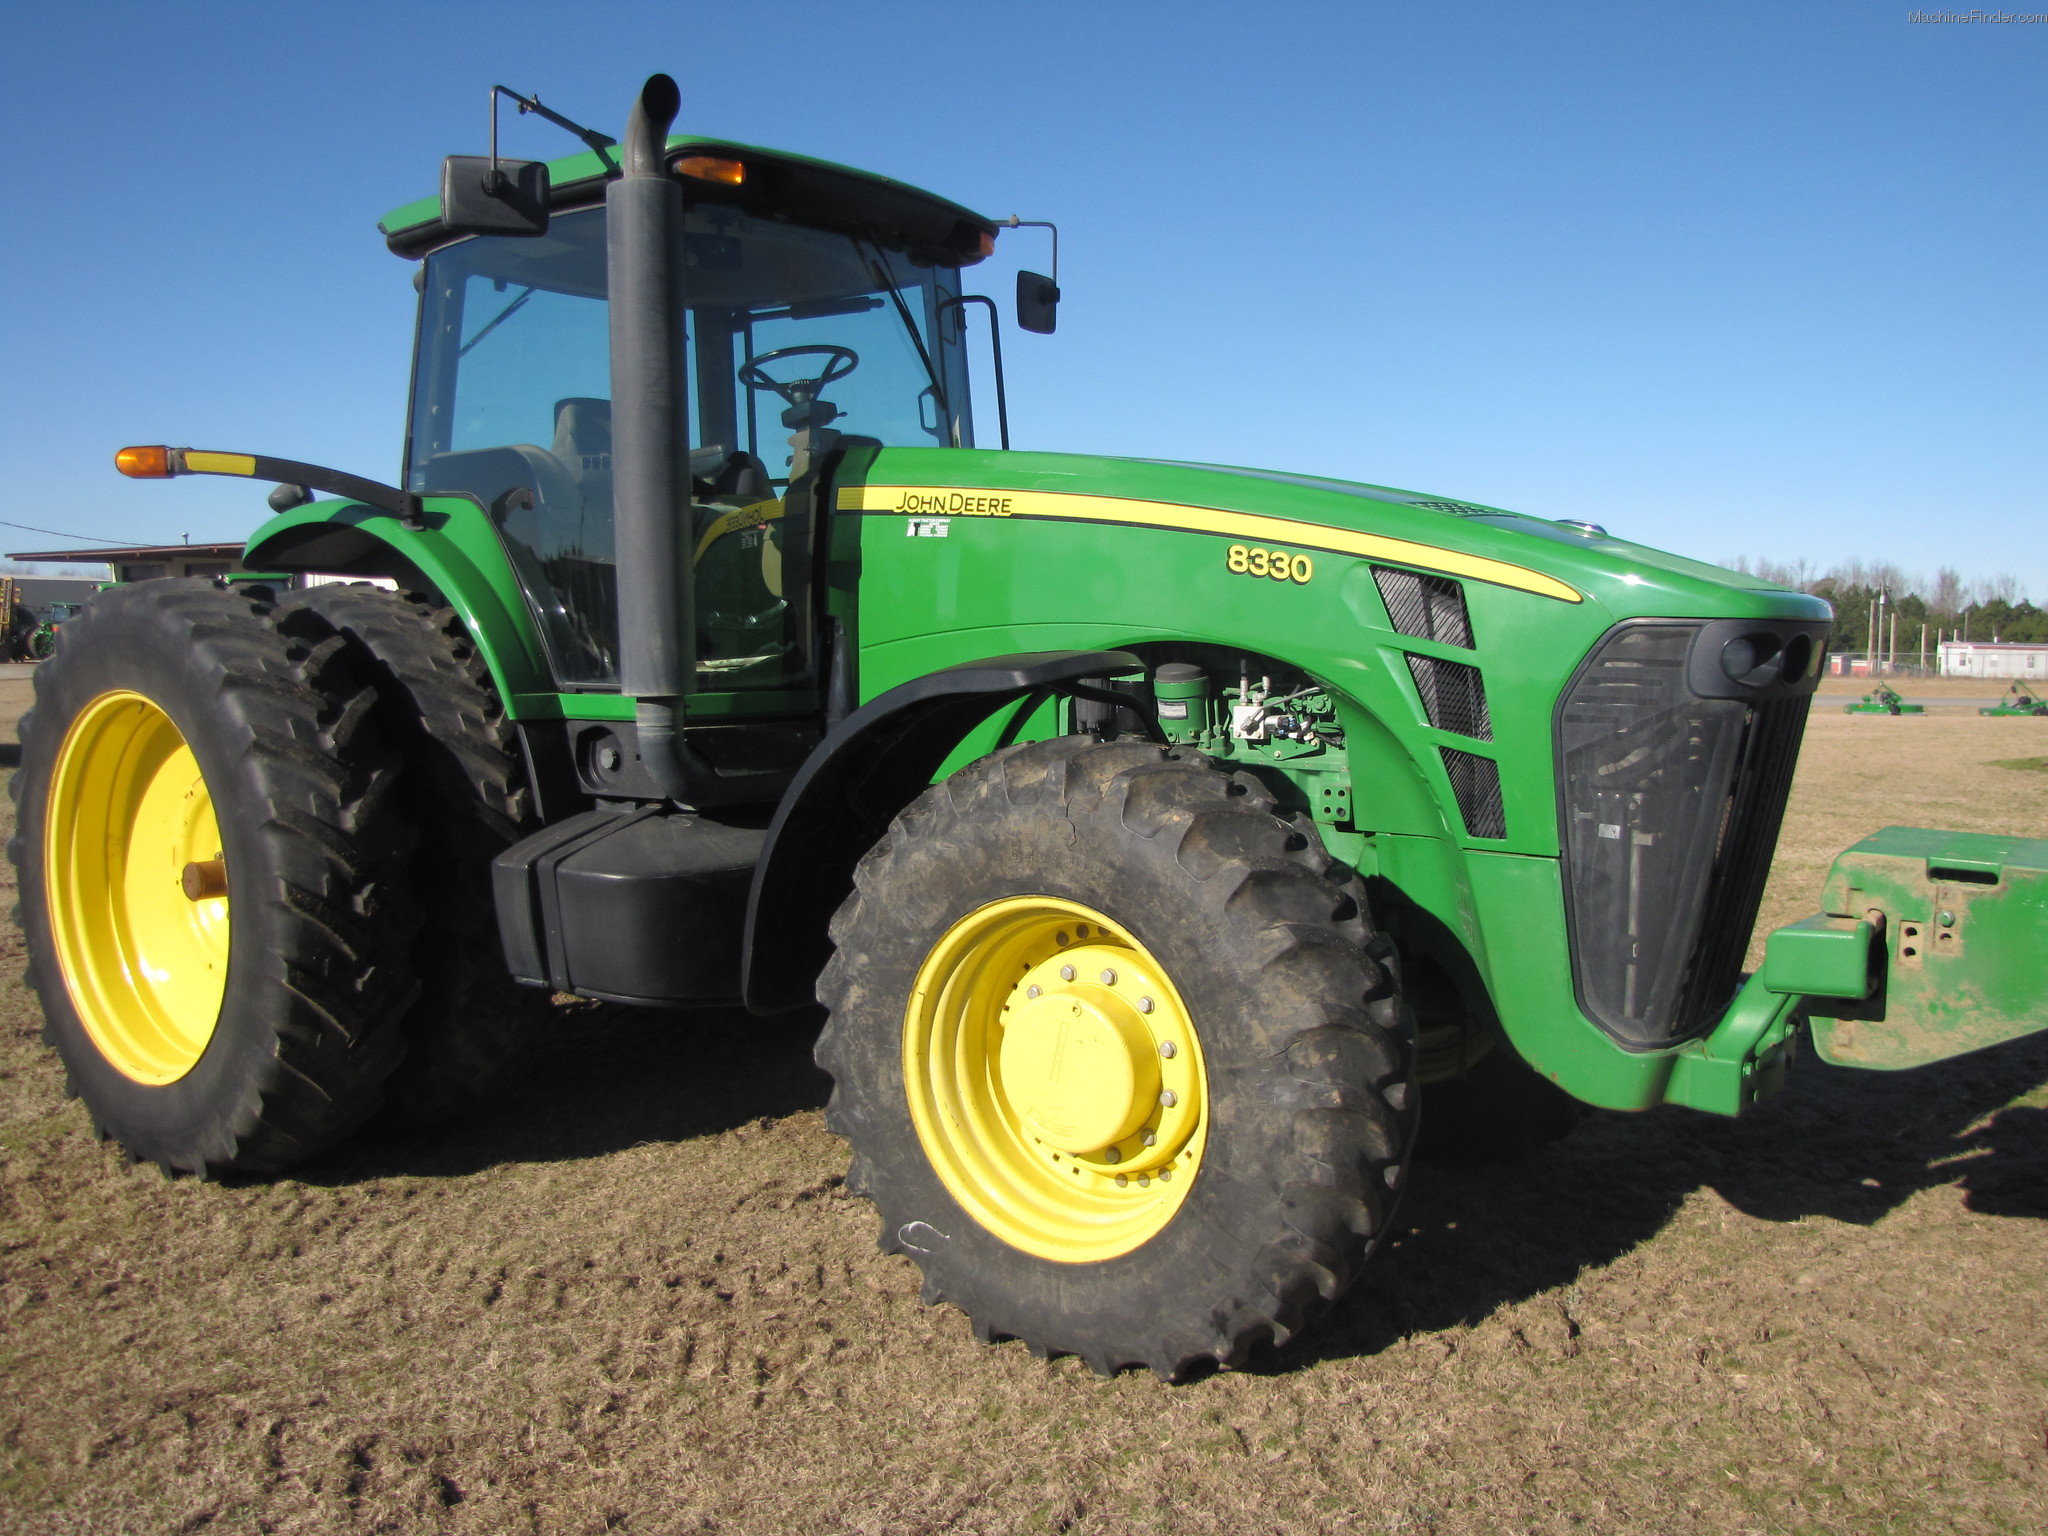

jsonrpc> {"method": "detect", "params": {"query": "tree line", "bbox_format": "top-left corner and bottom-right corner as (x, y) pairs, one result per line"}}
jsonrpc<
(1722, 559), (2048, 652)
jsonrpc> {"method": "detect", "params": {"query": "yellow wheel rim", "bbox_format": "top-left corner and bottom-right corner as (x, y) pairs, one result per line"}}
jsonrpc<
(45, 690), (231, 1084)
(904, 897), (1207, 1263)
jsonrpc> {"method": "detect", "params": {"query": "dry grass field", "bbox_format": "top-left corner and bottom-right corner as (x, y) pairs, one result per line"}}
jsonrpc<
(3, 666), (2047, 1534)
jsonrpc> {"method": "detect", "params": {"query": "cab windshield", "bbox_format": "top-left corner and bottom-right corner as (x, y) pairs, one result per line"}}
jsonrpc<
(406, 202), (972, 688)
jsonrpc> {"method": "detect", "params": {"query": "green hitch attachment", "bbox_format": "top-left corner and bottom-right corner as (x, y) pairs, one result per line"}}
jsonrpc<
(1801, 827), (2048, 1070)
(1661, 972), (1806, 1117)
(1660, 827), (2048, 1114)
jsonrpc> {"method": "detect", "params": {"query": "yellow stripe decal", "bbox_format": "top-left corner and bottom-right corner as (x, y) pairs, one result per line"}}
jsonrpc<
(837, 486), (1582, 603)
(182, 451), (257, 477)
(692, 497), (785, 564)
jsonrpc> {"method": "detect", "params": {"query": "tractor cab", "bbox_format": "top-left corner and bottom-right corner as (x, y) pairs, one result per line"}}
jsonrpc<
(401, 150), (986, 695)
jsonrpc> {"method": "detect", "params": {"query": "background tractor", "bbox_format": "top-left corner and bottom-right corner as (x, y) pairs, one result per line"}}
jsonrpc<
(1981, 680), (2048, 717)
(13, 76), (2045, 1379)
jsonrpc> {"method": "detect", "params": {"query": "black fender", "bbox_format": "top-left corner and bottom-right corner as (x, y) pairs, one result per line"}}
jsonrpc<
(741, 649), (1146, 1013)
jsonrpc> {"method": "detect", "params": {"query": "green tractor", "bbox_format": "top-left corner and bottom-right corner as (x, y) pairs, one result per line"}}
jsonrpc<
(1981, 680), (2048, 717)
(13, 77), (2046, 1378)
(1843, 680), (1924, 715)
(25, 601), (83, 661)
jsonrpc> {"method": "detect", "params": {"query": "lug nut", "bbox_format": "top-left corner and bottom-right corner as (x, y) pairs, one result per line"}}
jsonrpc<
(1159, 1089), (1177, 1108)
(1026, 985), (1041, 999)
(1059, 964), (1075, 981)
(1104, 1147), (1120, 1164)
(1159, 1041), (1177, 1059)
(1137, 996), (1154, 1014)
(1142, 1130), (1156, 1147)
(1100, 968), (1117, 985)
(1159, 1169), (1172, 1182)
(1115, 1174), (1128, 1187)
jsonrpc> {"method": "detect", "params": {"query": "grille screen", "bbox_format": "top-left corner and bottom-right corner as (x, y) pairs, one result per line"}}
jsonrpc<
(1676, 694), (1811, 1033)
(1439, 747), (1506, 838)
(1408, 500), (1496, 517)
(1407, 655), (1492, 740)
(1556, 624), (1809, 1046)
(1373, 567), (1473, 648)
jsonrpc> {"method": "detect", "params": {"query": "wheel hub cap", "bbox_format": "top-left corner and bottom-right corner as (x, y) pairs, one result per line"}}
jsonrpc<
(45, 690), (231, 1084)
(903, 897), (1207, 1263)
(997, 964), (1160, 1154)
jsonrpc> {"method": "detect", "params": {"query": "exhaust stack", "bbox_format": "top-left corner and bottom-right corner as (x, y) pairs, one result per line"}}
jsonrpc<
(607, 73), (706, 803)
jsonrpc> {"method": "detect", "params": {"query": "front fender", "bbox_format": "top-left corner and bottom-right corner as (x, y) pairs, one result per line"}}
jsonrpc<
(244, 495), (553, 710)
(741, 649), (1143, 1014)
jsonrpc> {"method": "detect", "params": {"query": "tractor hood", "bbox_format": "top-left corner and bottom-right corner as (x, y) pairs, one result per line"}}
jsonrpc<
(848, 448), (1832, 628)
(1166, 459), (1830, 621)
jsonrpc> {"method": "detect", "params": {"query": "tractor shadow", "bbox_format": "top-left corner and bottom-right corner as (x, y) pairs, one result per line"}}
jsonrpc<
(1286, 1028), (2048, 1370)
(302, 1000), (832, 1186)
(295, 992), (2048, 1374)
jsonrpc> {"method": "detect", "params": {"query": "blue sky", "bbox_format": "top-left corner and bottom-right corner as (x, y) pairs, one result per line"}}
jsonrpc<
(2, 1), (2041, 596)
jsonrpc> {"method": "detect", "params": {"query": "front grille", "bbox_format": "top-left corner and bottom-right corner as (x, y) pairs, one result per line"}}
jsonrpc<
(1374, 567), (1473, 647)
(1556, 623), (1810, 1047)
(1678, 693), (1809, 1033)
(1407, 654), (1492, 740)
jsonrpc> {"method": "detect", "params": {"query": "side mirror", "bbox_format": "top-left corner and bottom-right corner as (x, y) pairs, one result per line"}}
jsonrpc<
(439, 155), (551, 239)
(1016, 270), (1060, 335)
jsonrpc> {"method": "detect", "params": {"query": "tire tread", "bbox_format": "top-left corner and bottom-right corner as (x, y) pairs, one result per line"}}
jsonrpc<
(8, 579), (420, 1175)
(816, 735), (1416, 1378)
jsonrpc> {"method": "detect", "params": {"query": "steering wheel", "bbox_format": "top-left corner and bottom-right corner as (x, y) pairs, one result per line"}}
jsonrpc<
(738, 345), (860, 404)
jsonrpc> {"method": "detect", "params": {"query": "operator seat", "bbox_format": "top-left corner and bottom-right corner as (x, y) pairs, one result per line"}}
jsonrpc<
(551, 397), (614, 520)
(553, 395), (775, 506)
(693, 446), (774, 502)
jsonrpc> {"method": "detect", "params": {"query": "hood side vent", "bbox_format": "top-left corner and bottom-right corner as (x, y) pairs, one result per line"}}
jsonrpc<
(1373, 567), (1474, 648)
(1407, 655), (1492, 741)
(1439, 747), (1506, 839)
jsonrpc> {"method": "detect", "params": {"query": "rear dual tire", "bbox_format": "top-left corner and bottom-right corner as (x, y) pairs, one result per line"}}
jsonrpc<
(276, 585), (545, 1122)
(8, 581), (419, 1175)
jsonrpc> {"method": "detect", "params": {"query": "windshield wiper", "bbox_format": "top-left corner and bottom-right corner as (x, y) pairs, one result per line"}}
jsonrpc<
(859, 233), (950, 432)
(459, 285), (538, 357)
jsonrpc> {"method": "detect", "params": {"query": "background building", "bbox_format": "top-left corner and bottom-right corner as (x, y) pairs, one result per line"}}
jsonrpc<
(4, 576), (103, 615)
(1939, 641), (2048, 680)
(7, 542), (247, 584)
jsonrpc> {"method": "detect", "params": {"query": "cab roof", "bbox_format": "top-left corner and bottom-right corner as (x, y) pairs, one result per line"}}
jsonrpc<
(379, 133), (998, 268)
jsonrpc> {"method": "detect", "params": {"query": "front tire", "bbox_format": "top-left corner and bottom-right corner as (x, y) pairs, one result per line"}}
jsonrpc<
(8, 581), (418, 1174)
(816, 737), (1416, 1378)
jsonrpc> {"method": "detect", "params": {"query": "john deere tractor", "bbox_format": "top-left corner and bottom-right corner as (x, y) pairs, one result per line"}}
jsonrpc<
(14, 77), (2046, 1378)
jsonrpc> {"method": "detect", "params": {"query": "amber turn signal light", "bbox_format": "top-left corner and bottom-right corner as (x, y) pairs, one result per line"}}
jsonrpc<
(673, 155), (744, 186)
(114, 445), (173, 478)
